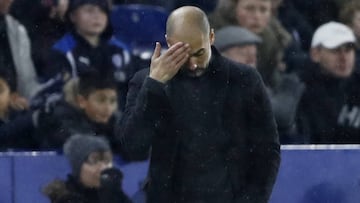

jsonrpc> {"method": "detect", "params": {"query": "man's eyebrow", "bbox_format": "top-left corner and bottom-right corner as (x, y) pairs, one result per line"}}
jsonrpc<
(190, 48), (205, 57)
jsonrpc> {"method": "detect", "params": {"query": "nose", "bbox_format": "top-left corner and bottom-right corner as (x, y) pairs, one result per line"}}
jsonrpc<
(99, 162), (112, 171)
(188, 57), (198, 70)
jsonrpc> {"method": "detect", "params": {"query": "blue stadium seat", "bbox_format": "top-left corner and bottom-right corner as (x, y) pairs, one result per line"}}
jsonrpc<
(111, 4), (169, 59)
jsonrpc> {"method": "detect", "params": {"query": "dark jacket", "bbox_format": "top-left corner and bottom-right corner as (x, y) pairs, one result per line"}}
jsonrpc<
(0, 109), (38, 150)
(43, 170), (132, 203)
(296, 63), (360, 143)
(36, 100), (122, 153)
(46, 31), (136, 108)
(119, 47), (280, 203)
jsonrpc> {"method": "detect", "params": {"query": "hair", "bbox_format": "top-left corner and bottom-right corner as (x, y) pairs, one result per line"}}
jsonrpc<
(77, 70), (116, 98)
(339, 0), (360, 26)
(65, 0), (113, 39)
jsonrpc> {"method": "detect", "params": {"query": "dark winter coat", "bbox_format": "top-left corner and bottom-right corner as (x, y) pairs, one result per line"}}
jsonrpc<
(0, 109), (38, 150)
(46, 31), (136, 108)
(296, 63), (360, 143)
(119, 47), (280, 203)
(43, 172), (131, 203)
(36, 100), (122, 153)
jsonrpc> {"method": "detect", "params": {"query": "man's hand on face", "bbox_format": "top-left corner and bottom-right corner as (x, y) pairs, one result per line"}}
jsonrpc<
(149, 42), (190, 83)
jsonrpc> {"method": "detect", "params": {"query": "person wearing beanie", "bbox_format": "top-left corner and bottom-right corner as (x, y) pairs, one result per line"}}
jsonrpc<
(43, 134), (132, 203)
(43, 0), (137, 111)
(214, 26), (261, 68)
(36, 68), (123, 153)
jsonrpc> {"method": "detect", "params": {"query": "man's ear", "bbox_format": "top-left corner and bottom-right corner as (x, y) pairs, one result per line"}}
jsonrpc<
(77, 95), (87, 109)
(310, 47), (321, 63)
(209, 28), (215, 45)
(165, 34), (171, 48)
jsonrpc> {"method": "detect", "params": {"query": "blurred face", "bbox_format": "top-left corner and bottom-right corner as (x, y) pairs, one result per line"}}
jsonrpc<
(80, 151), (113, 188)
(0, 0), (13, 14)
(351, 11), (360, 39)
(167, 29), (215, 77)
(222, 44), (258, 68)
(235, 0), (271, 34)
(78, 88), (117, 124)
(70, 4), (107, 37)
(55, 0), (69, 20)
(0, 78), (10, 118)
(311, 43), (355, 78)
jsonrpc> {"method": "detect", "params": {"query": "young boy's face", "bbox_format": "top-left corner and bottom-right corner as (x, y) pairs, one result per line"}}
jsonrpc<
(78, 88), (117, 124)
(0, 78), (10, 117)
(70, 4), (108, 37)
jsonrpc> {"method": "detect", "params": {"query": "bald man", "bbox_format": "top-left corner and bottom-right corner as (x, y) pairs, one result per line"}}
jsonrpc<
(119, 6), (280, 203)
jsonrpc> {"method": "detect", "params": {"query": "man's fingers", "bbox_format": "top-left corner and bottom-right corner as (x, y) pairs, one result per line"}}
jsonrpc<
(151, 42), (162, 60)
(172, 50), (189, 67)
(164, 42), (187, 57)
(174, 54), (189, 70)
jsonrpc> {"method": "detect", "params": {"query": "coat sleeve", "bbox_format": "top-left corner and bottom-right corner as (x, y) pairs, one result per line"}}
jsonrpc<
(117, 70), (173, 161)
(238, 70), (281, 203)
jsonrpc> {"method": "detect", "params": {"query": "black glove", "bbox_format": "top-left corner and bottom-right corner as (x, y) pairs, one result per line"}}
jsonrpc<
(99, 168), (132, 203)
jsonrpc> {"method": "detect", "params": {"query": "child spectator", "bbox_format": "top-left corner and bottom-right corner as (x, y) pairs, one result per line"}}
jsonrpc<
(0, 69), (38, 150)
(43, 134), (132, 203)
(47, 0), (135, 109)
(37, 69), (122, 153)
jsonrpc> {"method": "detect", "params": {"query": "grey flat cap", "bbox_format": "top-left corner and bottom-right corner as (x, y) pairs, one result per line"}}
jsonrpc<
(214, 26), (262, 51)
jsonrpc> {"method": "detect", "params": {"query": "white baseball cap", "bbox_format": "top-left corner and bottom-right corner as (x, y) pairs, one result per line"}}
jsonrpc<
(311, 21), (356, 49)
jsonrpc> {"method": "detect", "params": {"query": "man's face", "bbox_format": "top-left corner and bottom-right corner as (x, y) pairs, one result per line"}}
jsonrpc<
(311, 43), (355, 78)
(167, 29), (214, 77)
(235, 0), (271, 34)
(70, 4), (107, 37)
(0, 0), (13, 14)
(80, 151), (113, 188)
(78, 88), (117, 124)
(222, 44), (258, 68)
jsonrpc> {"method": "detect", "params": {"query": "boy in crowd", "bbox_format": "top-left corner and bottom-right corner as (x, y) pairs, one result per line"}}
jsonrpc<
(0, 69), (38, 150)
(47, 0), (136, 109)
(37, 69), (122, 152)
(43, 134), (131, 203)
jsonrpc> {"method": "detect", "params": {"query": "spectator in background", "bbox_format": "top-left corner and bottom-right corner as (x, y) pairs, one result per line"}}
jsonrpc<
(0, 69), (39, 150)
(43, 134), (132, 203)
(48, 0), (134, 109)
(0, 0), (41, 106)
(209, 0), (292, 89)
(10, 0), (68, 80)
(214, 26), (261, 68)
(271, 0), (312, 73)
(37, 70), (122, 153)
(214, 26), (304, 143)
(296, 22), (360, 144)
(340, 0), (360, 73)
(273, 0), (313, 51)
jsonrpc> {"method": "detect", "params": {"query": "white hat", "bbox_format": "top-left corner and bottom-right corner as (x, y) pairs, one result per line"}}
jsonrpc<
(311, 21), (356, 49)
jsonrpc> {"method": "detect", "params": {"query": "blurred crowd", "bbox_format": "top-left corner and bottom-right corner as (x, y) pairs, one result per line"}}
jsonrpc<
(1, 0), (360, 151)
